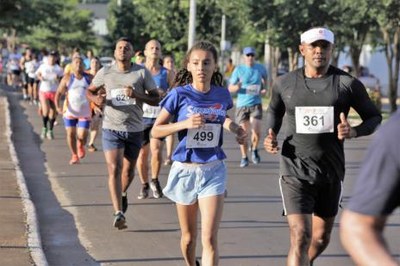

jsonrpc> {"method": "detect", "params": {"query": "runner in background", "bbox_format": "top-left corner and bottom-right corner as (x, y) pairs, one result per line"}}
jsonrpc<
(162, 54), (176, 166)
(55, 55), (92, 164)
(86, 56), (103, 152)
(35, 50), (64, 140)
(136, 39), (174, 200)
(228, 46), (267, 168)
(87, 37), (159, 230)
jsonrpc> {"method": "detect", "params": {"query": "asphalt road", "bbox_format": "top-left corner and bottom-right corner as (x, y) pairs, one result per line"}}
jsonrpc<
(4, 87), (400, 266)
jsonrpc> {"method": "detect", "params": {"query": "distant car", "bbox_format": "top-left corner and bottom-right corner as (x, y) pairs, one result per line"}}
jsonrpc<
(99, 56), (114, 67)
(358, 66), (382, 112)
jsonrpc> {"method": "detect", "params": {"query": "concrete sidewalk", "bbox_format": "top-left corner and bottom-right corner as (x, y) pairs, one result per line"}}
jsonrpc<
(0, 94), (33, 266)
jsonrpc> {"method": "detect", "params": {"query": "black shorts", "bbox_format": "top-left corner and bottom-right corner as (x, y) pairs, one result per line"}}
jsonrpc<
(279, 175), (342, 217)
(235, 103), (263, 124)
(142, 123), (165, 146)
(11, 69), (21, 76)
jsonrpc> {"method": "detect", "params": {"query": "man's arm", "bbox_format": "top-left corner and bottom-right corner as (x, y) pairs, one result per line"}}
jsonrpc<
(131, 88), (160, 106)
(86, 84), (106, 107)
(54, 75), (69, 113)
(340, 210), (398, 266)
(350, 78), (382, 137)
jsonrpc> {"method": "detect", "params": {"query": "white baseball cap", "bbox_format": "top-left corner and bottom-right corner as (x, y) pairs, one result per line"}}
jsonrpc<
(300, 27), (334, 44)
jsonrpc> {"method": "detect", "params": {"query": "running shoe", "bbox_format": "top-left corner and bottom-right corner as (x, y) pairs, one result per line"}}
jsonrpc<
(69, 154), (79, 165)
(87, 144), (97, 152)
(251, 149), (261, 164)
(77, 141), (86, 159)
(240, 157), (249, 168)
(40, 127), (47, 140)
(46, 129), (54, 140)
(196, 260), (200, 266)
(150, 179), (163, 199)
(113, 211), (127, 230)
(122, 194), (128, 213)
(137, 183), (149, 199)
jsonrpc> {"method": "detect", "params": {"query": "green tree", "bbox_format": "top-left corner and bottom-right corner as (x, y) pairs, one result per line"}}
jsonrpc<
(371, 0), (400, 112)
(22, 0), (97, 51)
(106, 0), (150, 55)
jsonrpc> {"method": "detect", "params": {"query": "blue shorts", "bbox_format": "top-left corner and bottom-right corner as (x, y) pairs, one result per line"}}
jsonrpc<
(102, 129), (143, 161)
(63, 117), (91, 129)
(163, 160), (227, 205)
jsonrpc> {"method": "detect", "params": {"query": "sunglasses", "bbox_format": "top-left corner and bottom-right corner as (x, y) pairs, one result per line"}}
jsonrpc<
(246, 54), (255, 57)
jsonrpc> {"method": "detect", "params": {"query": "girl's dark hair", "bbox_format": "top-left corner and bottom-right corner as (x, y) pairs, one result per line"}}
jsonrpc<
(173, 41), (223, 87)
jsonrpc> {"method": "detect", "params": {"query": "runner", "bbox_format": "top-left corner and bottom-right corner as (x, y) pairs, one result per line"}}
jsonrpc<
(151, 41), (247, 266)
(35, 50), (64, 140)
(23, 52), (40, 105)
(136, 40), (174, 200)
(19, 48), (33, 101)
(340, 109), (400, 266)
(86, 37), (159, 230)
(228, 46), (267, 167)
(162, 54), (176, 166)
(86, 56), (102, 152)
(263, 27), (382, 265)
(55, 55), (92, 165)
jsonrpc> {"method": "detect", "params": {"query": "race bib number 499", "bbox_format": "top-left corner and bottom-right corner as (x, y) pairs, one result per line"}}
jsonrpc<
(295, 106), (334, 134)
(186, 123), (221, 148)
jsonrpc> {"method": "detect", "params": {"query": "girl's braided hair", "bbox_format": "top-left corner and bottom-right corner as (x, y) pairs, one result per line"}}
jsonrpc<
(173, 41), (224, 88)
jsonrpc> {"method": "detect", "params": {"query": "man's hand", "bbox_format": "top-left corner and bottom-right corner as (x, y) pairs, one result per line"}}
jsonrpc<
(264, 128), (279, 154)
(337, 112), (356, 140)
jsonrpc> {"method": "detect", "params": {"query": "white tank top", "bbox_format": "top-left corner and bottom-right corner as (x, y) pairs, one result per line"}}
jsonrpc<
(64, 74), (91, 119)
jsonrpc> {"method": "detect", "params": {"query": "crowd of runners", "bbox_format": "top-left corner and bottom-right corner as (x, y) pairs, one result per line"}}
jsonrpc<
(1, 25), (398, 266)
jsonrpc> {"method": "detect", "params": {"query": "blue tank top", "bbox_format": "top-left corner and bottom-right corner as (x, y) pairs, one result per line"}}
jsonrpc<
(152, 66), (169, 91)
(143, 66), (169, 125)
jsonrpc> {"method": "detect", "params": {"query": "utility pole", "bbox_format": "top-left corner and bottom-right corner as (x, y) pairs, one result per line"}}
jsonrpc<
(188, 0), (196, 50)
(220, 14), (226, 74)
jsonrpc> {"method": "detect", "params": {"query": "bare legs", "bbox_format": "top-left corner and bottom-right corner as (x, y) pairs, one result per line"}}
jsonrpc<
(176, 195), (224, 266)
(286, 214), (335, 266)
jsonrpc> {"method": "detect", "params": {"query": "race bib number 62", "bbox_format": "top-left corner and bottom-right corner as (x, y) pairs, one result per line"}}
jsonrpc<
(295, 106), (334, 134)
(111, 88), (136, 106)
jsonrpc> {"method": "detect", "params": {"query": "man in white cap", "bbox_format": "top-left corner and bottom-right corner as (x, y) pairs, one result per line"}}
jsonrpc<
(263, 27), (382, 265)
(228, 46), (268, 167)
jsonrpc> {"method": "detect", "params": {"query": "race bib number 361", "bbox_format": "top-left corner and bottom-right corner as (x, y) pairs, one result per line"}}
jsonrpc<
(295, 106), (334, 134)
(186, 124), (221, 148)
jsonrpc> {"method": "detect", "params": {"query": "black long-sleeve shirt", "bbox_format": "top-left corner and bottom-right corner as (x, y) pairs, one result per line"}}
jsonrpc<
(266, 66), (382, 183)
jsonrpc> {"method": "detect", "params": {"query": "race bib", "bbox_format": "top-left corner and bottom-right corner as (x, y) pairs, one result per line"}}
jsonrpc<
(246, 84), (261, 95)
(111, 88), (136, 106)
(143, 103), (161, 118)
(186, 123), (221, 148)
(295, 106), (334, 134)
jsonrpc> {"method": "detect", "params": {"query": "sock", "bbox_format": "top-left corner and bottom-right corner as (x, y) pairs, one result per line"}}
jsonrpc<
(122, 192), (127, 197)
(42, 116), (49, 128)
(49, 118), (56, 130)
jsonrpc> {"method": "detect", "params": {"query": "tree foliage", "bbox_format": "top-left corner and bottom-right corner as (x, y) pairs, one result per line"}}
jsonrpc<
(105, 0), (150, 55)
(1, 0), (97, 52)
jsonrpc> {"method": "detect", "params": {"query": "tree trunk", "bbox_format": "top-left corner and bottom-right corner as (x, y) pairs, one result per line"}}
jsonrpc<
(381, 26), (399, 113)
(288, 47), (299, 71)
(350, 45), (362, 77)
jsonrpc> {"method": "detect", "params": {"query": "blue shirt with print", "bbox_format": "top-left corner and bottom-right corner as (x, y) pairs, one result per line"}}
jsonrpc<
(160, 84), (233, 163)
(229, 63), (267, 107)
